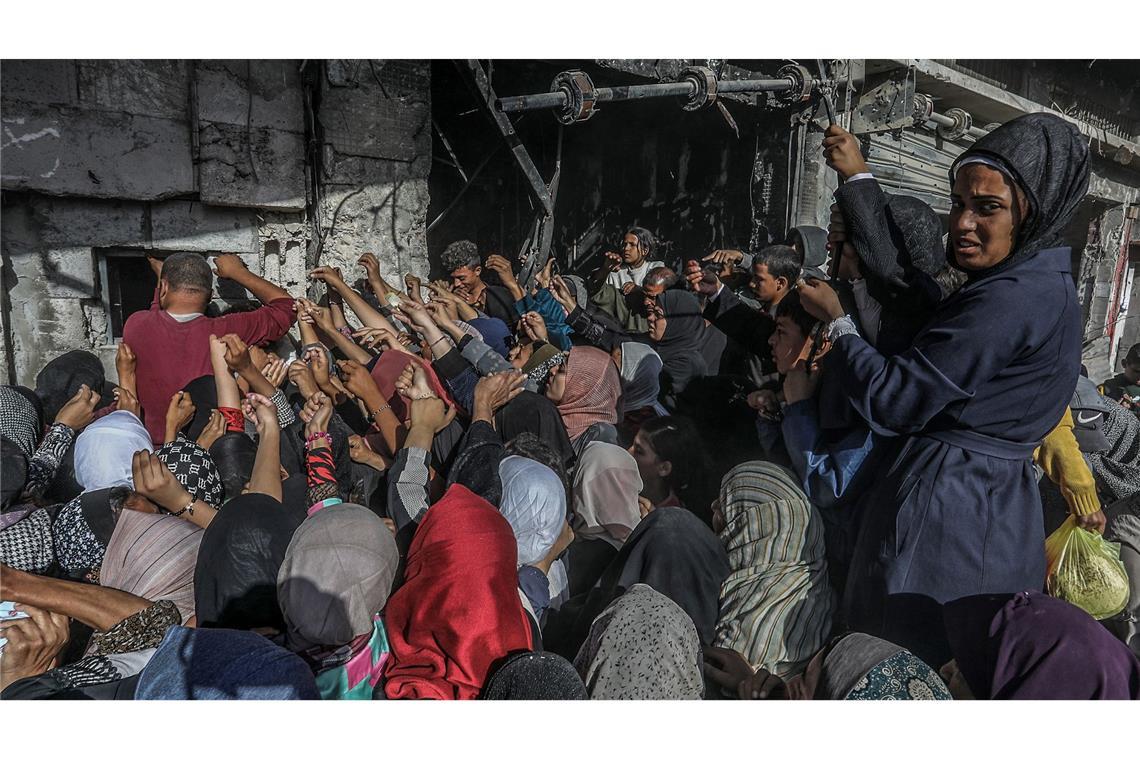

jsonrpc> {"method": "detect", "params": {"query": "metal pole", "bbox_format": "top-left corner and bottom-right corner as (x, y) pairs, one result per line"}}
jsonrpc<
(496, 76), (799, 114)
(922, 110), (990, 140)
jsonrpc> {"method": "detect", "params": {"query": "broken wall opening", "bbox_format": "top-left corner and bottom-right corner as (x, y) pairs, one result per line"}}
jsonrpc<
(426, 60), (794, 278)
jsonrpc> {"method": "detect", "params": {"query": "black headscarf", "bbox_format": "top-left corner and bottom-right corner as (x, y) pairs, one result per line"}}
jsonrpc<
(480, 651), (588, 700)
(949, 112), (1090, 280)
(209, 432), (258, 505)
(193, 493), (303, 631)
(34, 350), (107, 425)
(652, 290), (710, 398)
(548, 506), (730, 657)
(494, 391), (576, 471)
(1, 436), (28, 510)
(180, 376), (219, 442)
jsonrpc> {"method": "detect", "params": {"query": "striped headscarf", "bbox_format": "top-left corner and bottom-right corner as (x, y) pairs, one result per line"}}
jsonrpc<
(713, 461), (834, 679)
(555, 346), (621, 442)
(98, 510), (204, 630)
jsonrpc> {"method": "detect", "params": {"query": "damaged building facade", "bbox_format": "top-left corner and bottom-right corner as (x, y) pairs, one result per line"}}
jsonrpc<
(3, 59), (1139, 385)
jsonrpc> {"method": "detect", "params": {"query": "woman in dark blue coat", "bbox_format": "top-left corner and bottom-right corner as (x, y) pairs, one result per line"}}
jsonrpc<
(798, 113), (1090, 667)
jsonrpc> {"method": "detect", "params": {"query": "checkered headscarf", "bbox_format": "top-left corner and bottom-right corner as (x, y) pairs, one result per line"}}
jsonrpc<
(156, 438), (225, 508)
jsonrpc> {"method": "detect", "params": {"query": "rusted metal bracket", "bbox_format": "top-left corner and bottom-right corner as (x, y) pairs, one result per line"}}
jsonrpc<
(849, 71), (918, 135)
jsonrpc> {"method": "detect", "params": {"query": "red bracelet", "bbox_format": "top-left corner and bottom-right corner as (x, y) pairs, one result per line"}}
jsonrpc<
(305, 431), (332, 449)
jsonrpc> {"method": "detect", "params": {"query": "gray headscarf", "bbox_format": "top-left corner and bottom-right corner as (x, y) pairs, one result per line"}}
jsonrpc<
(816, 632), (951, 700)
(276, 503), (399, 652)
(573, 583), (703, 700)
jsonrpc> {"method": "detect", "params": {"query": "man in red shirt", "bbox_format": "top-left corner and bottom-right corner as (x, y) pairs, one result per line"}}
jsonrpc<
(122, 252), (296, 444)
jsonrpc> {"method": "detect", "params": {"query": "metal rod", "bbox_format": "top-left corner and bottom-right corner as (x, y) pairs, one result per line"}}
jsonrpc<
(921, 109), (990, 140)
(497, 77), (798, 114)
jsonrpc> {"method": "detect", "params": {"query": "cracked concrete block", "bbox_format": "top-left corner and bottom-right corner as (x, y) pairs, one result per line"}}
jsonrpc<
(195, 61), (303, 132)
(33, 197), (147, 248)
(76, 60), (190, 120)
(0, 61), (77, 106)
(319, 88), (428, 163)
(43, 247), (98, 298)
(198, 121), (306, 210)
(1, 102), (194, 200)
(149, 201), (258, 254)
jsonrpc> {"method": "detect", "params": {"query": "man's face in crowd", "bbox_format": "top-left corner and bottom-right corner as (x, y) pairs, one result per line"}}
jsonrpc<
(749, 263), (783, 304)
(949, 163), (1023, 272)
(1123, 359), (1140, 384)
(450, 265), (483, 294)
(621, 233), (647, 266)
(768, 315), (809, 375)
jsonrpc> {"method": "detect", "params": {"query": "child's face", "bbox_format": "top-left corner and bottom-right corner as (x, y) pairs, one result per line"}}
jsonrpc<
(768, 316), (809, 375)
(1124, 361), (1140, 383)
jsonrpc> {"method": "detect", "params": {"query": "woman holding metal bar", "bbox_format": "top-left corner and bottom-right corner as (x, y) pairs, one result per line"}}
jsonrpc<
(798, 113), (1090, 668)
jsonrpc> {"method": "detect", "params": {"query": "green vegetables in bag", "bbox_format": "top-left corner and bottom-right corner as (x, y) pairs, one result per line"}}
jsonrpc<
(1044, 516), (1130, 620)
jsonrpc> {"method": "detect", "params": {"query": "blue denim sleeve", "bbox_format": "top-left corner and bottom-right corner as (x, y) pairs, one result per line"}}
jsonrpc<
(781, 399), (877, 509)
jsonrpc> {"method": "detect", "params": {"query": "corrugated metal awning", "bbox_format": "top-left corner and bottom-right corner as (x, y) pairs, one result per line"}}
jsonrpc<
(865, 129), (972, 215)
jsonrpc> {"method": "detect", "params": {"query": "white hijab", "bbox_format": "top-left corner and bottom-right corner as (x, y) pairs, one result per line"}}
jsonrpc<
(498, 455), (569, 600)
(74, 410), (153, 491)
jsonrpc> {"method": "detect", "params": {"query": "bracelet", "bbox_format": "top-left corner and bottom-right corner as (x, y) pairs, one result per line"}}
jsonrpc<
(431, 335), (451, 347)
(164, 497), (196, 518)
(367, 404), (391, 425)
(305, 431), (332, 449)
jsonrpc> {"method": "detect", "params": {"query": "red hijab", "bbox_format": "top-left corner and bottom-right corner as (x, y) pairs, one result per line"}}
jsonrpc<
(369, 351), (455, 424)
(556, 346), (621, 441)
(382, 484), (533, 699)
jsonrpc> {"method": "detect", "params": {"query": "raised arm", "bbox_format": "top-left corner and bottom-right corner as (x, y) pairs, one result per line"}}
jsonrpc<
(208, 334), (243, 411)
(296, 298), (372, 363)
(213, 253), (290, 304)
(310, 266), (398, 332)
(244, 393), (283, 503)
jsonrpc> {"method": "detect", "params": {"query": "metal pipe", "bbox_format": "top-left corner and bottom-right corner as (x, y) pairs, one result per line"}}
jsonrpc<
(497, 76), (798, 114)
(921, 109), (990, 140)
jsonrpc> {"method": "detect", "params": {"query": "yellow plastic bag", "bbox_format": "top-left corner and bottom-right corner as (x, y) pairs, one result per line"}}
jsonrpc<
(1044, 516), (1130, 620)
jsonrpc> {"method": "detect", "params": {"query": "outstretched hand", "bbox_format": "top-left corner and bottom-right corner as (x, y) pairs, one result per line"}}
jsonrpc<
(54, 384), (101, 431)
(473, 370), (527, 418)
(242, 392), (279, 436)
(797, 278), (845, 322)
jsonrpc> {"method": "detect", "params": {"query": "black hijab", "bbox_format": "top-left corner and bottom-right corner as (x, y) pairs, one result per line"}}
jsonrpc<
(652, 290), (710, 398)
(480, 651), (588, 700)
(548, 506), (730, 657)
(494, 391), (576, 471)
(35, 350), (107, 424)
(949, 112), (1090, 280)
(180, 376), (219, 442)
(209, 432), (258, 504)
(1, 436), (28, 510)
(194, 493), (303, 631)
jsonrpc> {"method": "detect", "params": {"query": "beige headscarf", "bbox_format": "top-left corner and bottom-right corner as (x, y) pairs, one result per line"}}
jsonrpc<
(571, 441), (643, 549)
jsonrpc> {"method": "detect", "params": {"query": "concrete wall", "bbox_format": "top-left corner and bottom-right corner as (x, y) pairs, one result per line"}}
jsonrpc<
(1, 60), (431, 385)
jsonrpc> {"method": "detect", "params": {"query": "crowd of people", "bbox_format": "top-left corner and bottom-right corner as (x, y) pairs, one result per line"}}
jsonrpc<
(1, 111), (1138, 700)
